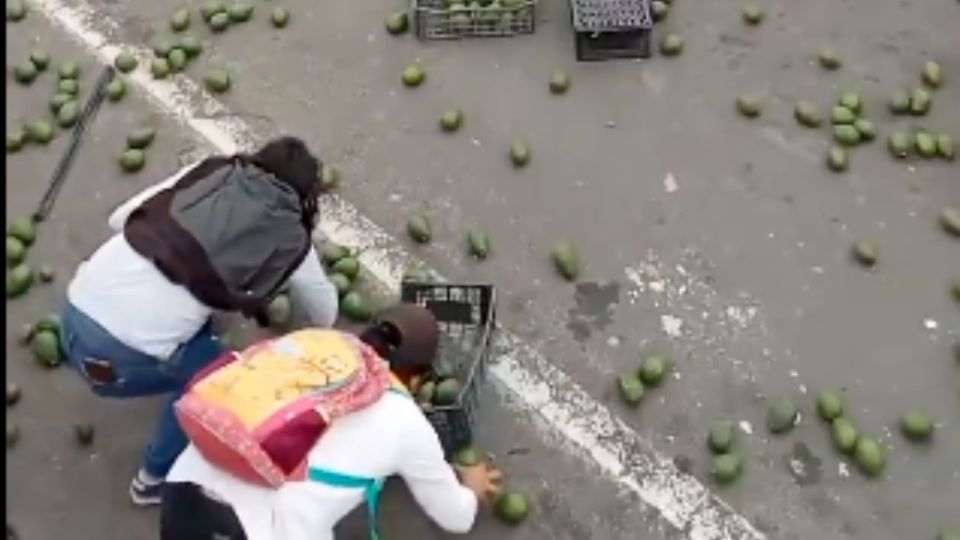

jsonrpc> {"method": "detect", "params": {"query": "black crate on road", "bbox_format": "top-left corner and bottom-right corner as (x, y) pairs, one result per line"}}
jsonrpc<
(413, 0), (536, 40)
(571, 0), (653, 61)
(400, 283), (496, 456)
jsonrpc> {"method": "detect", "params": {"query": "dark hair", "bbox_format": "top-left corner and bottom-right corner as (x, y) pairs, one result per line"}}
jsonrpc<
(359, 322), (434, 374)
(250, 137), (321, 229)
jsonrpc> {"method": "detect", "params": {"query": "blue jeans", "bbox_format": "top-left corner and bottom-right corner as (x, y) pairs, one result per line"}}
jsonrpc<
(60, 303), (224, 478)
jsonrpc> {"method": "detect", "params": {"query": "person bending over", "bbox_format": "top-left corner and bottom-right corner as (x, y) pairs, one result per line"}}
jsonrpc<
(161, 304), (502, 540)
(59, 137), (339, 505)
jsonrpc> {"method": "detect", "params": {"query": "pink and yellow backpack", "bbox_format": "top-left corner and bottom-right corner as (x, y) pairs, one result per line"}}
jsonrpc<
(175, 328), (408, 488)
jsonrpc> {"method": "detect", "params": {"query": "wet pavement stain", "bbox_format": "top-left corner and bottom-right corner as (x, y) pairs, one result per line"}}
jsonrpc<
(785, 441), (823, 486)
(566, 281), (620, 342)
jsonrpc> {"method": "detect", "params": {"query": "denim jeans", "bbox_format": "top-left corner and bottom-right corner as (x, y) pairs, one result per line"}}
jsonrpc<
(59, 303), (224, 478)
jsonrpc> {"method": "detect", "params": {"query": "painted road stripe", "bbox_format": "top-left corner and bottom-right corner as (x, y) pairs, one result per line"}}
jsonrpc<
(33, 1), (765, 538)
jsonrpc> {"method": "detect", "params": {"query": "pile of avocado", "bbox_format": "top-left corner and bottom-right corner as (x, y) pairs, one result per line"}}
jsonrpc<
(318, 238), (373, 322)
(412, 374), (463, 409)
(436, 0), (532, 30)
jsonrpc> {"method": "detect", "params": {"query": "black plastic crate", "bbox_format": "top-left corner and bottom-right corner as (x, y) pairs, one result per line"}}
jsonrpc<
(412, 0), (536, 40)
(400, 283), (496, 456)
(570, 0), (653, 61)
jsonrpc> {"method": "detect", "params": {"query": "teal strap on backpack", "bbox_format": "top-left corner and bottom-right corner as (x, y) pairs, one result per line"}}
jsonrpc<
(305, 385), (410, 540)
(308, 467), (384, 540)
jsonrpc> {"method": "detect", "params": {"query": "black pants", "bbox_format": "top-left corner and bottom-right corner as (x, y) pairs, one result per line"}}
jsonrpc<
(160, 482), (247, 540)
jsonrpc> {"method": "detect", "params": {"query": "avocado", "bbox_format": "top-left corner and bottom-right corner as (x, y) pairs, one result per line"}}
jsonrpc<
(8, 264), (34, 298)
(433, 378), (462, 405)
(711, 453), (744, 485)
(385, 12), (409, 35)
(26, 120), (55, 144)
(340, 291), (372, 322)
(6, 237), (25, 267)
(509, 140), (531, 167)
(6, 129), (26, 153)
(170, 8), (191, 31)
(736, 94), (763, 118)
(767, 397), (799, 434)
(58, 61), (80, 80)
(29, 50), (50, 71)
(707, 421), (736, 454)
(119, 149), (146, 173)
(826, 146), (848, 172)
(888, 89), (910, 115)
(228, 3), (254, 22)
(854, 437), (885, 478)
(178, 35), (203, 58)
(150, 58), (171, 79)
(922, 61), (942, 89)
(208, 11), (230, 31)
(837, 91), (862, 114)
(639, 355), (670, 386)
(401, 64), (426, 87)
(793, 101), (822, 128)
(321, 242), (350, 265)
(328, 273), (351, 297)
(742, 5), (763, 25)
(494, 491), (531, 525)
(8, 217), (36, 246)
(817, 47), (841, 70)
(106, 78), (126, 102)
(114, 52), (138, 73)
(439, 108), (463, 132)
(31, 329), (61, 367)
(204, 68), (231, 93)
(618, 372), (644, 406)
(909, 88), (931, 115)
(318, 164), (341, 191)
(660, 33), (684, 56)
(466, 228), (491, 259)
(900, 411), (934, 442)
(549, 70), (571, 94)
(266, 294), (292, 329)
(270, 6), (289, 27)
(56, 101), (80, 128)
(331, 257), (360, 280)
(167, 48), (188, 72)
(816, 391), (844, 421)
(853, 119), (875, 141)
(831, 417), (858, 454)
(126, 127), (157, 150)
(852, 240), (878, 267)
(407, 215), (432, 244)
(831, 106), (855, 125)
(888, 132), (911, 159)
(833, 125), (861, 147)
(551, 242), (581, 281)
(13, 61), (38, 84)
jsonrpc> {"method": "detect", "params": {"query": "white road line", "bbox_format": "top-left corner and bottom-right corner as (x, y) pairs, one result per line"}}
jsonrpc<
(32, 1), (765, 538)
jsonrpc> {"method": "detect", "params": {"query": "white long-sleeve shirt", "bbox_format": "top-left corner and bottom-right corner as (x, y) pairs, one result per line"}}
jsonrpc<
(166, 392), (479, 540)
(67, 163), (339, 359)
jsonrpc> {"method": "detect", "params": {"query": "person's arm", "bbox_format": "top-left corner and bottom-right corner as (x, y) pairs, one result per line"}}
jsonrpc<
(107, 162), (198, 231)
(286, 246), (339, 328)
(396, 407), (479, 534)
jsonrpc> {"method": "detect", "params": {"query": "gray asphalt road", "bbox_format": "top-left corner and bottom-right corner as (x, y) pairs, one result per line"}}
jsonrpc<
(5, 9), (679, 540)
(7, 0), (960, 538)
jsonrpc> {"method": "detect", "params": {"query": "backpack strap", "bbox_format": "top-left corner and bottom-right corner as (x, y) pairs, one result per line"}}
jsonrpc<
(307, 468), (384, 540)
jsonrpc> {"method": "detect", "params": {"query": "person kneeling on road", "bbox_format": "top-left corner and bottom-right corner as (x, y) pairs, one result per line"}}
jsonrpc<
(161, 304), (502, 540)
(59, 137), (340, 506)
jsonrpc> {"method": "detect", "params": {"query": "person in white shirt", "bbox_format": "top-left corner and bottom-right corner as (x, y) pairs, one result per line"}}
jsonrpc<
(59, 137), (340, 506)
(161, 304), (503, 540)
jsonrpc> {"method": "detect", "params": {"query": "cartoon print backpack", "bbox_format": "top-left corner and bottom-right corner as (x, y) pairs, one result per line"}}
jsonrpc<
(175, 328), (407, 488)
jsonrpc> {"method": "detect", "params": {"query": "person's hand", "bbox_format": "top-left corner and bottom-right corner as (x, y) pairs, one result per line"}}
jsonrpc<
(456, 462), (503, 504)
